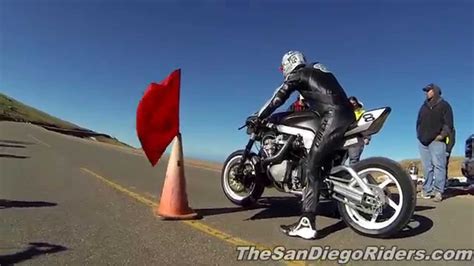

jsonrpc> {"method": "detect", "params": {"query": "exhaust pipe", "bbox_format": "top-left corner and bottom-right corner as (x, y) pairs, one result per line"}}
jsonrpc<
(282, 183), (303, 196)
(261, 135), (296, 168)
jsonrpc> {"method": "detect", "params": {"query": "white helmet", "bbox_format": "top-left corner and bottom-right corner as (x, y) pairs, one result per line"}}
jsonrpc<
(281, 50), (306, 77)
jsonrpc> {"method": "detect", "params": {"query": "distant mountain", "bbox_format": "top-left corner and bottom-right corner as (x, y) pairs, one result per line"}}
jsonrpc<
(0, 92), (132, 148)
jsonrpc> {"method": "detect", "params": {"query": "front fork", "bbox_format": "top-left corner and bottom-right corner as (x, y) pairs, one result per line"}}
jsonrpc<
(235, 134), (256, 180)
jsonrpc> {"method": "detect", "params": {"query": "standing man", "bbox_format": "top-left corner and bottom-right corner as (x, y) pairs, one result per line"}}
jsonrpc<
(416, 83), (454, 202)
(346, 96), (370, 164)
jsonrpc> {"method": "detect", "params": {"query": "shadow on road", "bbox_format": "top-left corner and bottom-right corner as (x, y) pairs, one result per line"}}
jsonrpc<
(195, 205), (265, 217)
(193, 196), (303, 218)
(193, 196), (305, 219)
(0, 139), (35, 145)
(0, 199), (57, 209)
(443, 186), (474, 200)
(384, 214), (433, 239)
(246, 196), (301, 220)
(194, 196), (434, 239)
(315, 205), (435, 240)
(246, 197), (340, 220)
(316, 221), (348, 239)
(0, 144), (26, 148)
(243, 197), (434, 239)
(415, 205), (436, 212)
(0, 242), (67, 266)
(0, 154), (29, 159)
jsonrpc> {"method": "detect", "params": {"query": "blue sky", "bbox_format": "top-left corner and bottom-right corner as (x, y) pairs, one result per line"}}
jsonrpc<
(1, 0), (473, 163)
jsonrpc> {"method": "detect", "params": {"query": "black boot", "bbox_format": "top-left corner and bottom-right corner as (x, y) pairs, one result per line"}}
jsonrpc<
(280, 213), (317, 240)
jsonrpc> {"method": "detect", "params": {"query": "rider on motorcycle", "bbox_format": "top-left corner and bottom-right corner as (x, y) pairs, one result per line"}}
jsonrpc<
(247, 50), (356, 240)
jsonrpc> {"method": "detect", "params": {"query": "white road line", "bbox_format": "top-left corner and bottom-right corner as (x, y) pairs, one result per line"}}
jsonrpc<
(28, 134), (51, 148)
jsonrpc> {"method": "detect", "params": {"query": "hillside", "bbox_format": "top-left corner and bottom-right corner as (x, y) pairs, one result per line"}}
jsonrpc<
(0, 93), (79, 129)
(0, 93), (131, 148)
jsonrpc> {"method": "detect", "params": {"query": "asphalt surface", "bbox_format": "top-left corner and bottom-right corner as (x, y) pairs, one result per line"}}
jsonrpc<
(1, 121), (473, 265)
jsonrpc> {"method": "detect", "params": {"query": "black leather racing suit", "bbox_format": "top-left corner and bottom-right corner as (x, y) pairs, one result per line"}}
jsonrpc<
(257, 63), (356, 215)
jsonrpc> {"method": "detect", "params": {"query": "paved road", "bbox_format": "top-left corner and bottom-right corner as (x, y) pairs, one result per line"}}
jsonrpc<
(1, 121), (473, 265)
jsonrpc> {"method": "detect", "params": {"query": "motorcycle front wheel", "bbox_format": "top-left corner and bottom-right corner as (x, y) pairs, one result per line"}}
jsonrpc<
(221, 150), (265, 207)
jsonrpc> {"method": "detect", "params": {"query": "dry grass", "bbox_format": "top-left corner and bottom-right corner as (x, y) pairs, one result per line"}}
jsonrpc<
(400, 156), (464, 178)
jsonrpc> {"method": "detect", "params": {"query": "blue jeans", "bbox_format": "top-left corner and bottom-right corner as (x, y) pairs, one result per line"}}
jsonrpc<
(348, 143), (364, 165)
(419, 140), (447, 194)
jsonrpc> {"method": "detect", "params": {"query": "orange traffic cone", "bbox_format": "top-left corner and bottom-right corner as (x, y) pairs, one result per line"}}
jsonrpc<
(154, 133), (200, 220)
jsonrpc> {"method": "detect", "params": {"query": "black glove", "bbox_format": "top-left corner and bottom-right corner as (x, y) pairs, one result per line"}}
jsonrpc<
(246, 115), (260, 127)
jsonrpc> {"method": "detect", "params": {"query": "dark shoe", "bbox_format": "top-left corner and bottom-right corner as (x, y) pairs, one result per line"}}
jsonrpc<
(433, 191), (443, 202)
(280, 215), (317, 240)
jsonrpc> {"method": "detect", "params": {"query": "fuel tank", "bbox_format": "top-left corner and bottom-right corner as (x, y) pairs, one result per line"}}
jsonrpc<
(268, 111), (320, 133)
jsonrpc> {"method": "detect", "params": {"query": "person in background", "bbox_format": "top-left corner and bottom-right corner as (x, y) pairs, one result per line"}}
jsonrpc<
(349, 96), (365, 121)
(416, 83), (454, 202)
(346, 96), (370, 164)
(408, 161), (419, 180)
(287, 94), (310, 112)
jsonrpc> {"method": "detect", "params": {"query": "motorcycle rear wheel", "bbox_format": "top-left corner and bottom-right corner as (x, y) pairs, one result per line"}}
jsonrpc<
(337, 157), (416, 238)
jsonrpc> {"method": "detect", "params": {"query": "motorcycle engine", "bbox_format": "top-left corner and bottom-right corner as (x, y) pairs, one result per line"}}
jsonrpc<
(269, 160), (289, 182)
(262, 137), (276, 157)
(262, 134), (285, 157)
(262, 133), (306, 190)
(263, 134), (290, 183)
(268, 161), (304, 188)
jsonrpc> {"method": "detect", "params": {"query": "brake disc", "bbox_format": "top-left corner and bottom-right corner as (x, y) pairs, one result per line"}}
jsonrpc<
(229, 168), (246, 193)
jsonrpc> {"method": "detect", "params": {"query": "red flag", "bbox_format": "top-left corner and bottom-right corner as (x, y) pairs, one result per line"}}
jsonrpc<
(136, 69), (180, 166)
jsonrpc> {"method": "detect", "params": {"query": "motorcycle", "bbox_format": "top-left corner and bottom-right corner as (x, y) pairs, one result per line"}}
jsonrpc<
(221, 107), (416, 238)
